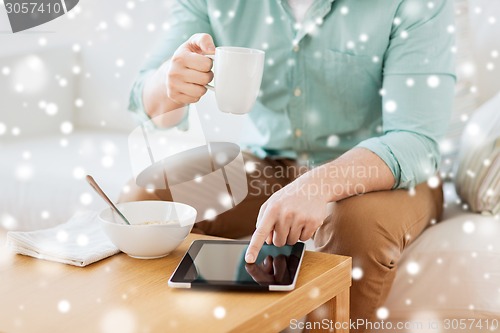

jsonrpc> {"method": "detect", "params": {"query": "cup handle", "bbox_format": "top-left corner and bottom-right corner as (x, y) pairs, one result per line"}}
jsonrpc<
(205, 54), (215, 91)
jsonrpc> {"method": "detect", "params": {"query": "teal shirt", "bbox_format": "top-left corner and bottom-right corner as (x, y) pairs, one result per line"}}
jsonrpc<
(129, 0), (456, 188)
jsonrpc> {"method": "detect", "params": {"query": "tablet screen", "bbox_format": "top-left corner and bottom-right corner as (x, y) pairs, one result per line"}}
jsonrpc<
(169, 240), (305, 291)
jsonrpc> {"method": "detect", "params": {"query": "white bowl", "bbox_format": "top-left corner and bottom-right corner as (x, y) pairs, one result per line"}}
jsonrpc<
(99, 201), (196, 259)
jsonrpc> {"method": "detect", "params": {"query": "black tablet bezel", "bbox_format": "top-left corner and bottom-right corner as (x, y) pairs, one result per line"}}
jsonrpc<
(168, 240), (305, 291)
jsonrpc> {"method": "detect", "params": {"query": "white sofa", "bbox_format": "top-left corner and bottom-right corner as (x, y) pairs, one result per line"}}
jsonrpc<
(1, 0), (499, 329)
(383, 185), (500, 329)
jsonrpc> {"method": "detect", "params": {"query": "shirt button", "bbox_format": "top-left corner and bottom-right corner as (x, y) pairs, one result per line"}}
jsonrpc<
(294, 88), (302, 97)
(294, 129), (302, 138)
(293, 44), (300, 52)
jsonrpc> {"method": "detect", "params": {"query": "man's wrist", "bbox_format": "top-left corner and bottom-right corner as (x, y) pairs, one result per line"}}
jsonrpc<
(303, 162), (370, 203)
(300, 169), (334, 203)
(141, 62), (188, 128)
(157, 60), (186, 110)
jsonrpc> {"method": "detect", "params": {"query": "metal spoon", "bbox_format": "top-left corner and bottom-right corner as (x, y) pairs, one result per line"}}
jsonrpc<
(86, 175), (131, 225)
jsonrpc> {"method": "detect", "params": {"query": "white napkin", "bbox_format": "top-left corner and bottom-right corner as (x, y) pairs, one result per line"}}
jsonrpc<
(6, 211), (119, 267)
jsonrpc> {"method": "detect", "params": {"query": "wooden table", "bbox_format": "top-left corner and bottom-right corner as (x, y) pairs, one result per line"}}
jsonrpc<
(0, 232), (351, 333)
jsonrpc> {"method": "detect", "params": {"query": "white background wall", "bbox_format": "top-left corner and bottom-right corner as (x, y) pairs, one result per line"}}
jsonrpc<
(469, 0), (500, 103)
(0, 0), (176, 131)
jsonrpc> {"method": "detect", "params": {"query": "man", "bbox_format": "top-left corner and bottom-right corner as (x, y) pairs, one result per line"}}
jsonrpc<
(123, 0), (455, 330)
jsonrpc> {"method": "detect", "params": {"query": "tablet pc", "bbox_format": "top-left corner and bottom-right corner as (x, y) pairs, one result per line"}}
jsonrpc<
(168, 240), (305, 291)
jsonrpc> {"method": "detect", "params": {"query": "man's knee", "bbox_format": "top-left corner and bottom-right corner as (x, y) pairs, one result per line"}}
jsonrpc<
(314, 193), (401, 269)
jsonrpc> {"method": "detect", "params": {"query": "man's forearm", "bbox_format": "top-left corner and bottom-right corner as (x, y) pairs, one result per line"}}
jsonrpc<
(245, 147), (396, 262)
(142, 60), (188, 128)
(304, 147), (396, 203)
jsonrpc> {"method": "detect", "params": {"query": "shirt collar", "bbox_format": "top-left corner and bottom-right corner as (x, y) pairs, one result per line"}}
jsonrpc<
(277, 0), (336, 42)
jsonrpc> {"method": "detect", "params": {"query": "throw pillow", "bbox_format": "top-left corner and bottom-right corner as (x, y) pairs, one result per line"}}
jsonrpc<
(454, 93), (500, 215)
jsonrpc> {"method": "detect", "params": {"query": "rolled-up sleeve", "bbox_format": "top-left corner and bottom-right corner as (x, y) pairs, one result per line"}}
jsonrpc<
(357, 0), (456, 189)
(128, 0), (213, 128)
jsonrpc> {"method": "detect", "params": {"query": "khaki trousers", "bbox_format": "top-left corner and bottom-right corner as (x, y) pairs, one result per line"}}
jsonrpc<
(119, 152), (443, 331)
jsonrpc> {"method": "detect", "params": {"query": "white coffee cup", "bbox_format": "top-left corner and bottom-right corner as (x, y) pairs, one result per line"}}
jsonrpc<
(206, 47), (265, 115)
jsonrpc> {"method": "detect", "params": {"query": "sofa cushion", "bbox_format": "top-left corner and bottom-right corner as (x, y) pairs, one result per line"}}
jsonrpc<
(454, 93), (500, 215)
(384, 214), (500, 326)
